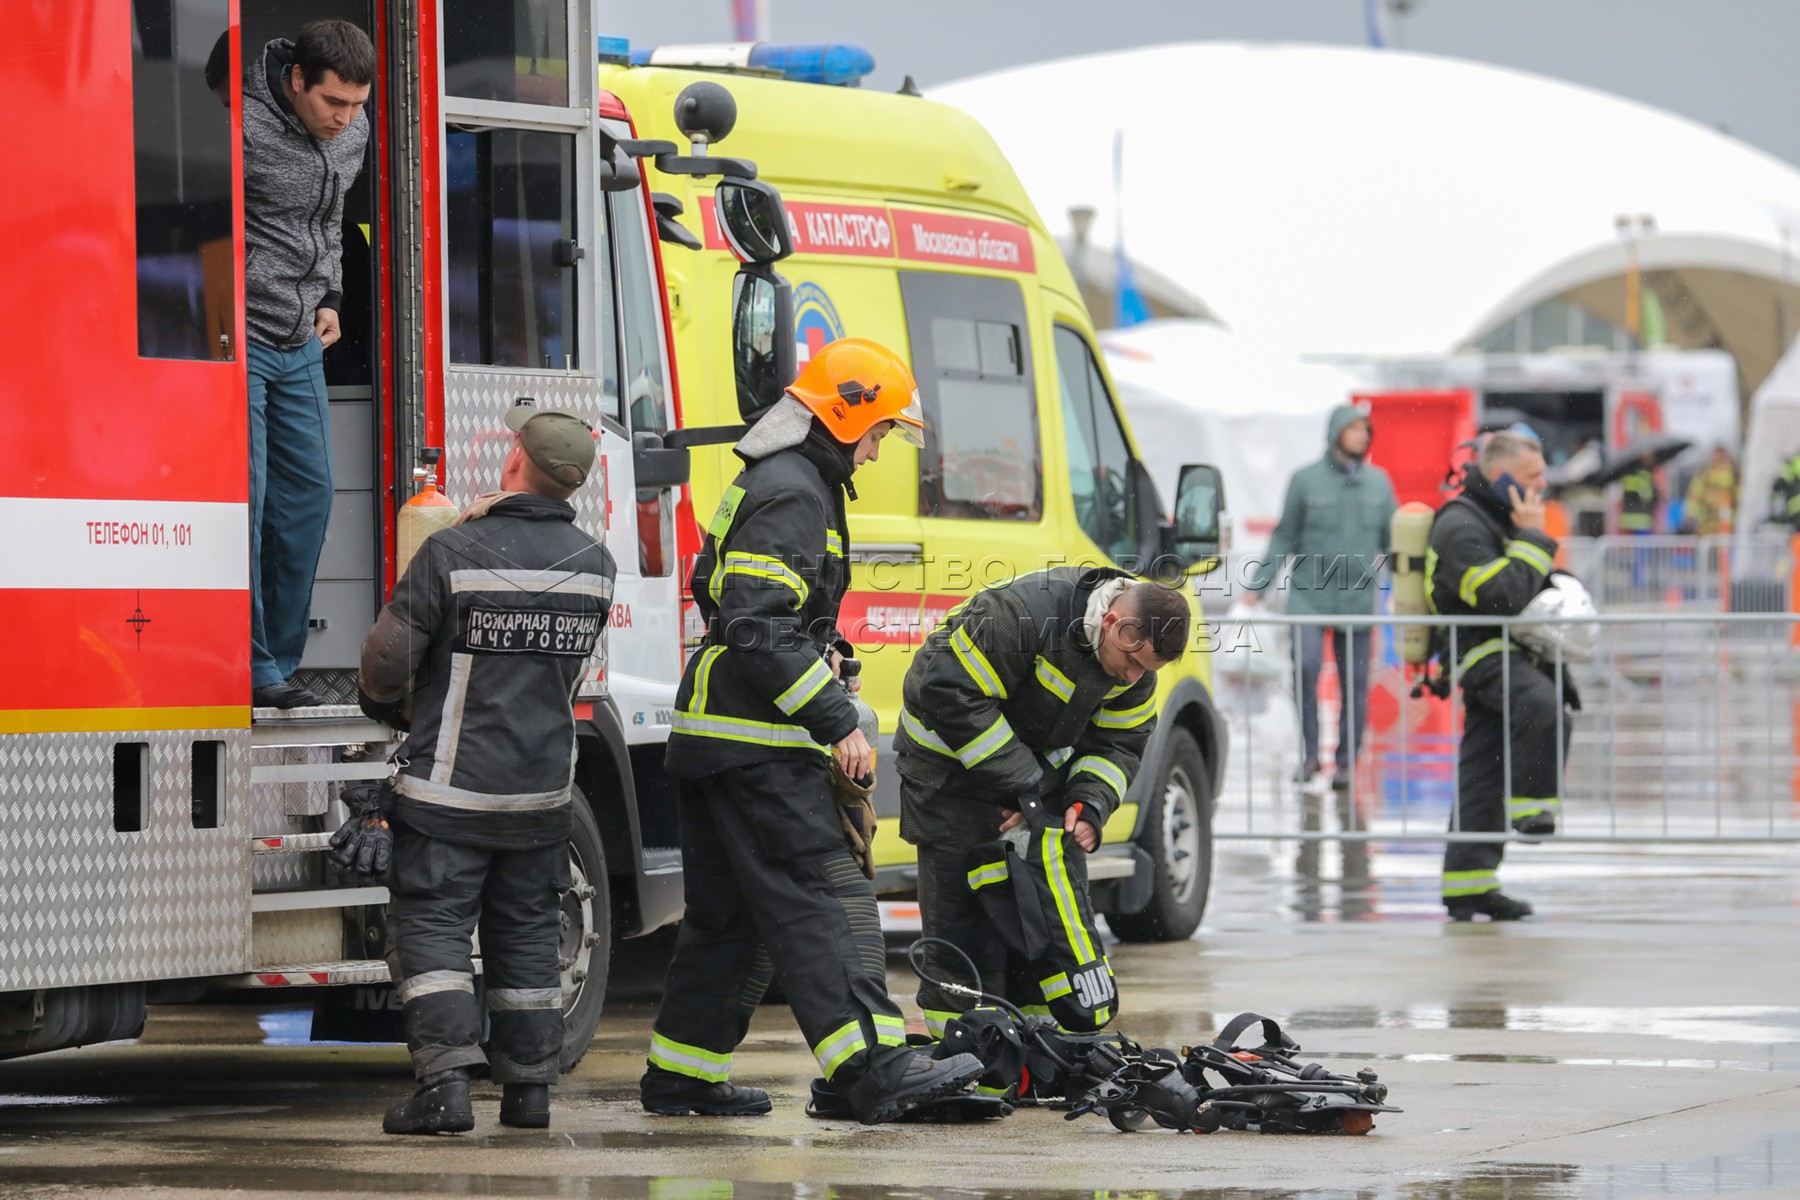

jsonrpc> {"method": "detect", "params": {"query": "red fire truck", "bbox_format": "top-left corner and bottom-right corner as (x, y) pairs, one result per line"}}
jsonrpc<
(0, 1), (778, 1063)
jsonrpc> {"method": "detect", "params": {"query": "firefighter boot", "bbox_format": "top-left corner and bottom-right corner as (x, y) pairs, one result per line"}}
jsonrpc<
(1446, 892), (1535, 922)
(1511, 811), (1557, 837)
(499, 1083), (550, 1129)
(806, 1075), (1011, 1123)
(383, 1068), (474, 1135)
(846, 1050), (984, 1125)
(640, 1067), (772, 1116)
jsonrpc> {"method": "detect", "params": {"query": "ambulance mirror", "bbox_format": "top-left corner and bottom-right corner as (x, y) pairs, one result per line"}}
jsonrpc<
(1172, 463), (1226, 570)
(715, 178), (794, 264)
(731, 265), (796, 423)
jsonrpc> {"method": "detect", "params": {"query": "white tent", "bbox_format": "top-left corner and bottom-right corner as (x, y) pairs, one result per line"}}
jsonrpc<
(1739, 334), (1800, 540)
(934, 43), (1800, 387)
(1100, 320), (1364, 549)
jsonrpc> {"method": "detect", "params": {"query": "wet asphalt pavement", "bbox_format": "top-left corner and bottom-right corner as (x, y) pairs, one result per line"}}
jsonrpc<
(2, 838), (1798, 1199)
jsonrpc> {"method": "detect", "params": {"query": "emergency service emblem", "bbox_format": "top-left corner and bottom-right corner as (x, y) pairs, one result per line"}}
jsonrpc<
(793, 281), (847, 368)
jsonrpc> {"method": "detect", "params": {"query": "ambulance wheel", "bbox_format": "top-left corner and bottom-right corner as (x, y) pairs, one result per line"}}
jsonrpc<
(558, 789), (611, 1072)
(1107, 729), (1212, 943)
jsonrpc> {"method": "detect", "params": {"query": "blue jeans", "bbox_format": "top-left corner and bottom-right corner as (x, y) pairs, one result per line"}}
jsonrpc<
(247, 338), (334, 688)
(1297, 624), (1372, 771)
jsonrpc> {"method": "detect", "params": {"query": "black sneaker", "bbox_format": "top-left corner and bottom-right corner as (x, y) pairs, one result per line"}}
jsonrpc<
(253, 680), (325, 710)
(1446, 892), (1534, 922)
(1294, 756), (1321, 784)
(640, 1068), (772, 1116)
(1511, 812), (1557, 836)
(383, 1070), (474, 1135)
(1331, 766), (1352, 792)
(499, 1083), (550, 1128)
(847, 1050), (984, 1125)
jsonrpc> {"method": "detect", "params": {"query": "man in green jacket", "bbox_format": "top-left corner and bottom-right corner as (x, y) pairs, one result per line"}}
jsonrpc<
(1246, 406), (1398, 790)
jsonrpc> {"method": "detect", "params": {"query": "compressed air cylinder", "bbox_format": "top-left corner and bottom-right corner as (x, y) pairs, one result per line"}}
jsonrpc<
(1389, 502), (1435, 665)
(397, 474), (459, 574)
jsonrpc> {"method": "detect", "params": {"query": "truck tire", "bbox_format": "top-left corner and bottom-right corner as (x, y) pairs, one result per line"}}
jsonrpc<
(558, 787), (611, 1072)
(1107, 728), (1213, 943)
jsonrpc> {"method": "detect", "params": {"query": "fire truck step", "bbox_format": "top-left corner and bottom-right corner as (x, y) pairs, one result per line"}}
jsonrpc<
(251, 705), (394, 749)
(222, 959), (391, 989)
(250, 761), (394, 785)
(251, 832), (336, 854)
(251, 886), (389, 913)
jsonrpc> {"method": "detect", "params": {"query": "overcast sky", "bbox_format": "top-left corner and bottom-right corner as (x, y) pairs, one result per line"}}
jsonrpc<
(602, 0), (1800, 169)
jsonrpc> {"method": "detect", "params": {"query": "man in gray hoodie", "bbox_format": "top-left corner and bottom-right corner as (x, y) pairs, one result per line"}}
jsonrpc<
(1247, 406), (1397, 790)
(243, 20), (373, 708)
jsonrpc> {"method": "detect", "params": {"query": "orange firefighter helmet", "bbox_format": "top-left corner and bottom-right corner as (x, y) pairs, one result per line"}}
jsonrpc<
(785, 337), (925, 448)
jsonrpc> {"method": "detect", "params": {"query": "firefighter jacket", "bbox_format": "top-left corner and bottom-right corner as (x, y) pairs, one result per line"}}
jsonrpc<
(1772, 454), (1800, 529)
(360, 493), (615, 848)
(665, 433), (861, 778)
(895, 567), (1159, 841)
(1426, 473), (1558, 676)
(1619, 467), (1658, 532)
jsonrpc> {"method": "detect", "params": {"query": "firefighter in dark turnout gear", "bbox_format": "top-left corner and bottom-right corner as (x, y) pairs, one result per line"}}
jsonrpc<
(358, 403), (615, 1134)
(1618, 458), (1659, 534)
(897, 569), (1192, 1035)
(644, 338), (985, 1125)
(1428, 431), (1574, 921)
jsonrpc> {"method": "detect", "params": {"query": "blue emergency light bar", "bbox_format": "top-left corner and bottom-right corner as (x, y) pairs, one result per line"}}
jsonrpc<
(620, 41), (875, 87)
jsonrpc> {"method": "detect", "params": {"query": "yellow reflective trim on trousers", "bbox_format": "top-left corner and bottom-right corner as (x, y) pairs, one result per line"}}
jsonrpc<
(1035, 657), (1075, 703)
(814, 1020), (869, 1080)
(671, 711), (827, 751)
(693, 646), (725, 715)
(1459, 638), (1506, 673)
(1508, 797), (1562, 818)
(872, 1014), (907, 1047)
(773, 658), (835, 716)
(922, 1009), (960, 1038)
(1043, 829), (1098, 965)
(1039, 972), (1073, 1000)
(967, 861), (1010, 890)
(957, 716), (1017, 769)
(1459, 557), (1508, 606)
(720, 552), (809, 607)
(1506, 539), (1553, 574)
(1093, 696), (1156, 729)
(1071, 755), (1128, 800)
(952, 626), (1008, 698)
(648, 1032), (732, 1083)
(1442, 869), (1499, 897)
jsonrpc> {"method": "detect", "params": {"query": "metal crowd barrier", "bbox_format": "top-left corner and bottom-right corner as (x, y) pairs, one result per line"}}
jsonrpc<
(1561, 533), (1795, 612)
(1208, 610), (1800, 844)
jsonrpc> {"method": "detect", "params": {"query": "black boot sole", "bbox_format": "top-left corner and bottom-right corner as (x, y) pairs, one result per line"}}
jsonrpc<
(642, 1097), (773, 1116)
(382, 1107), (475, 1135)
(499, 1110), (550, 1128)
(858, 1060), (985, 1126)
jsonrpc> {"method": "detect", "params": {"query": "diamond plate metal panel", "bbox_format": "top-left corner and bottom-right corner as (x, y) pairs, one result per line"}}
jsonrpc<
(0, 729), (253, 991)
(444, 369), (612, 686)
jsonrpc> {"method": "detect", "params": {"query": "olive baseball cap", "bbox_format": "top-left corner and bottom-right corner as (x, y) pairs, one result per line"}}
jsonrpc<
(505, 399), (596, 487)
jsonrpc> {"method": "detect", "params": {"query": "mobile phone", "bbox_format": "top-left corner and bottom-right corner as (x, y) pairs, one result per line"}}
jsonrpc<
(1491, 471), (1525, 507)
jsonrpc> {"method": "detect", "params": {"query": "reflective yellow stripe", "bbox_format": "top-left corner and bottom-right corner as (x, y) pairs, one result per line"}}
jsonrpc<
(1094, 1005), (1112, 1027)
(707, 485), (746, 539)
(1506, 539), (1554, 574)
(952, 626), (1008, 699)
(900, 708), (955, 757)
(1092, 696), (1156, 729)
(1034, 657), (1075, 703)
(967, 861), (1010, 890)
(1508, 797), (1561, 818)
(922, 1009), (960, 1038)
(1070, 755), (1128, 800)
(1104, 681), (1133, 700)
(826, 529), (844, 557)
(693, 646), (725, 715)
(872, 1014), (907, 1047)
(1039, 972), (1073, 1000)
(672, 711), (827, 751)
(1045, 746), (1074, 769)
(814, 1020), (869, 1079)
(648, 1032), (732, 1083)
(720, 551), (809, 607)
(1442, 869), (1499, 897)
(1043, 829), (1098, 965)
(956, 716), (1017, 769)
(773, 658), (835, 715)
(1459, 638), (1506, 673)
(1459, 557), (1508, 606)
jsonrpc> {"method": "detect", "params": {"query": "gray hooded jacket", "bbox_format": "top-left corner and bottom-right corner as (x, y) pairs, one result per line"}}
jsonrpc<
(242, 39), (369, 350)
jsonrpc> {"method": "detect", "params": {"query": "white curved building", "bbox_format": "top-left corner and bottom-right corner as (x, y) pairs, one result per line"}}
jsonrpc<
(933, 43), (1800, 392)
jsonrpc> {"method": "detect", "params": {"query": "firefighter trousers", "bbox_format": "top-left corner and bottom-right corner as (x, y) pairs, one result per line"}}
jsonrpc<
(1442, 653), (1567, 902)
(648, 758), (910, 1094)
(387, 824), (568, 1083)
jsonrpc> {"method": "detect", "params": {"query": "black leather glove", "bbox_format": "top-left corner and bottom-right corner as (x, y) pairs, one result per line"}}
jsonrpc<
(329, 781), (395, 882)
(357, 687), (410, 732)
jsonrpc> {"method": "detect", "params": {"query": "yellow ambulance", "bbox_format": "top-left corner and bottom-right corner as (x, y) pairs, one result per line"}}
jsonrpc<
(601, 50), (1229, 940)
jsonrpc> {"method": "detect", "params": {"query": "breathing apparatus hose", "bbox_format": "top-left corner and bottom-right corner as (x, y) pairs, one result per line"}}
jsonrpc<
(907, 936), (1074, 1073)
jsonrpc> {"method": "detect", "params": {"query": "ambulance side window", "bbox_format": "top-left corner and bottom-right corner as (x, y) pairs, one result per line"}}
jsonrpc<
(130, 0), (234, 360)
(1054, 326), (1138, 562)
(899, 272), (1042, 522)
